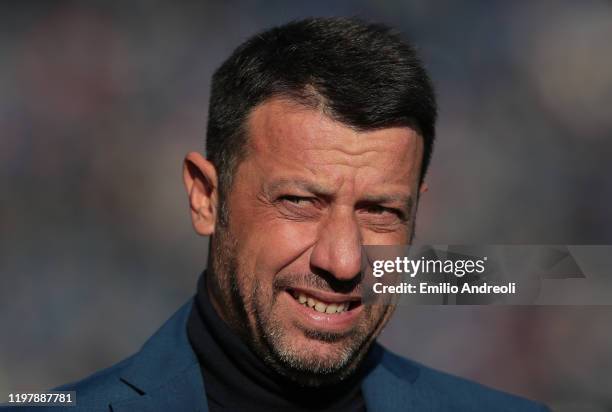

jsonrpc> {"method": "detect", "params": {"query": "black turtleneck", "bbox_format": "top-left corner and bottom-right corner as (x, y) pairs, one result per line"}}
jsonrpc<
(186, 272), (369, 411)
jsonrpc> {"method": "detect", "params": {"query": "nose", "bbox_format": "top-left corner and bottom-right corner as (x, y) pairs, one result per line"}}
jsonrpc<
(310, 207), (362, 282)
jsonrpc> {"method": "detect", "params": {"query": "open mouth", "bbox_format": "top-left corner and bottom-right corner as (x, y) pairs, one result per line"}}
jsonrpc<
(288, 289), (362, 315)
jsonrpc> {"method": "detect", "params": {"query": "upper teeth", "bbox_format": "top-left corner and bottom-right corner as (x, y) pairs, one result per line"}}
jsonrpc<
(294, 292), (349, 314)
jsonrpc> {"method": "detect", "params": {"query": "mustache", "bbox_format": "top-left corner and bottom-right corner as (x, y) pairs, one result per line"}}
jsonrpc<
(273, 271), (363, 295)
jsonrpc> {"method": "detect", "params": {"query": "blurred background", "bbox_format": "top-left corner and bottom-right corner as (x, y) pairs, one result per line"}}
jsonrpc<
(1, 1), (611, 410)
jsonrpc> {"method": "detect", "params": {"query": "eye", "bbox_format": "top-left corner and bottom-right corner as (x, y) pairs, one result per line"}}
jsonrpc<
(365, 205), (388, 214)
(362, 204), (406, 221)
(279, 195), (315, 206)
(365, 205), (394, 215)
(276, 195), (320, 220)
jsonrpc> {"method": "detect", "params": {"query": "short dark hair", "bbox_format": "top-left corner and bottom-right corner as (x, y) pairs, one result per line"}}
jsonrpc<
(206, 17), (437, 221)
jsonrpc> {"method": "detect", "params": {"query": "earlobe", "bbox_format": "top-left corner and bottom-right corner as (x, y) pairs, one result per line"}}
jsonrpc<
(183, 152), (218, 236)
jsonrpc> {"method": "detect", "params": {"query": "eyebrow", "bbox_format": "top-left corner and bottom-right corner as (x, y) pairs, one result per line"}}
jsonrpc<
(264, 178), (335, 197)
(265, 178), (414, 211)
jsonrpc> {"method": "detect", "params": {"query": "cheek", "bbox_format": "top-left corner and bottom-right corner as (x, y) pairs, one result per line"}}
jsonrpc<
(227, 188), (317, 277)
(245, 219), (319, 277)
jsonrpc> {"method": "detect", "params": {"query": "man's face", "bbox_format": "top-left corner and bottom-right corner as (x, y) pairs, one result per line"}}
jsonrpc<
(209, 98), (424, 384)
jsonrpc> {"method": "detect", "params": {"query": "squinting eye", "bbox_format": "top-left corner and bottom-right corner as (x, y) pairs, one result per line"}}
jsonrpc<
(366, 205), (390, 214)
(280, 195), (313, 205)
(364, 205), (406, 221)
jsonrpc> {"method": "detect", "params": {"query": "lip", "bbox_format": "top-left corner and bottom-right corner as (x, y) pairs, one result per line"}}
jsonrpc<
(289, 287), (362, 305)
(284, 290), (363, 332)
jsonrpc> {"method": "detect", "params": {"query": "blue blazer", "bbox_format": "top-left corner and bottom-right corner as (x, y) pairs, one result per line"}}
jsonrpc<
(3, 300), (549, 411)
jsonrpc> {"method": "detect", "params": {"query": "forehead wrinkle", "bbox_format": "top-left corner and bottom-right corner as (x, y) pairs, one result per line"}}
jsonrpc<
(300, 144), (417, 177)
(299, 148), (377, 172)
(247, 98), (423, 191)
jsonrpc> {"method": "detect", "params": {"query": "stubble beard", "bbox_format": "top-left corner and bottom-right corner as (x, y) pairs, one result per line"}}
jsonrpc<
(208, 221), (394, 387)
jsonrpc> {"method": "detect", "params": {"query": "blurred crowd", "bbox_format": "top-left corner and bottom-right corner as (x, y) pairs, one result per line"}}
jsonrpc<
(1, 1), (611, 410)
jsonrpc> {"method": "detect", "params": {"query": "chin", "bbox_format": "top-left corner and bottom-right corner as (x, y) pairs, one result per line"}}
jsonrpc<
(248, 283), (384, 386)
(258, 321), (371, 387)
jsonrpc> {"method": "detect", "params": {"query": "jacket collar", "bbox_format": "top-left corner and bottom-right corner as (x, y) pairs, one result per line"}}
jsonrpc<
(111, 299), (208, 412)
(110, 298), (421, 412)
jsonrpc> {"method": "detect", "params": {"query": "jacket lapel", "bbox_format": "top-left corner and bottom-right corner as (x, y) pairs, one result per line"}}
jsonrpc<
(111, 364), (206, 412)
(110, 299), (208, 412)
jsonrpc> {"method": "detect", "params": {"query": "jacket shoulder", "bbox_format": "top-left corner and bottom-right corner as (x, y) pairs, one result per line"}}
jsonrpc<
(381, 349), (549, 411)
(0, 356), (138, 412)
(52, 354), (138, 411)
(1, 300), (200, 412)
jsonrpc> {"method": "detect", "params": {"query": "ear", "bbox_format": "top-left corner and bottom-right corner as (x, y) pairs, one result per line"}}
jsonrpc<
(183, 152), (218, 236)
(419, 181), (429, 194)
